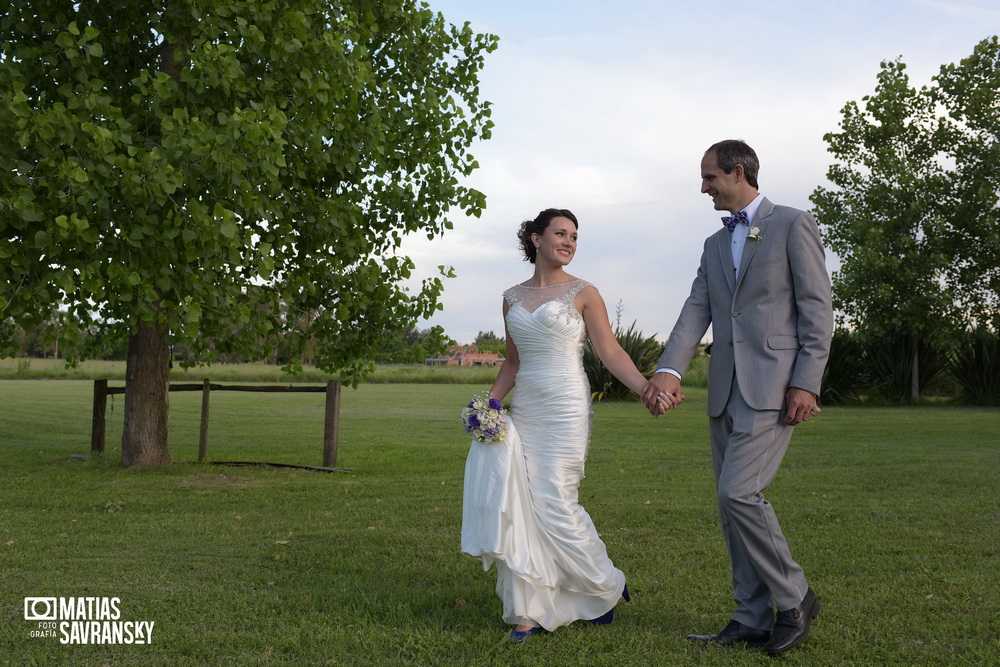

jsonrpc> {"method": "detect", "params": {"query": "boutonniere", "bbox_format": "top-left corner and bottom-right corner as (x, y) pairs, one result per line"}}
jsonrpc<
(747, 226), (763, 244)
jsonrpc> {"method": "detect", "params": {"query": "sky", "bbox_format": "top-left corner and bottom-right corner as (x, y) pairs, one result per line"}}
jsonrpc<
(402, 0), (999, 345)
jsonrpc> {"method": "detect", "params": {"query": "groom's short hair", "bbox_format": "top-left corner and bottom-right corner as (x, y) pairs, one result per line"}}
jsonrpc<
(707, 139), (760, 189)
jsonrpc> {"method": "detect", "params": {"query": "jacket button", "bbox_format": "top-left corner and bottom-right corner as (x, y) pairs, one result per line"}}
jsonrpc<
(728, 341), (734, 347)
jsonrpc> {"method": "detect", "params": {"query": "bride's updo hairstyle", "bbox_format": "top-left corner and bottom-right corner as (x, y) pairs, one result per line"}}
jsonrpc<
(518, 208), (578, 264)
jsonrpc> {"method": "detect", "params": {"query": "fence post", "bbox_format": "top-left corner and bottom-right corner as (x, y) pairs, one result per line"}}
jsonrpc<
(323, 380), (341, 467)
(91, 379), (108, 455)
(198, 378), (211, 462)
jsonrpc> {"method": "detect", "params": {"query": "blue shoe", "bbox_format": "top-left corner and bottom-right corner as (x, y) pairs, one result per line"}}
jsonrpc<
(588, 607), (615, 625)
(588, 583), (630, 625)
(507, 626), (547, 643)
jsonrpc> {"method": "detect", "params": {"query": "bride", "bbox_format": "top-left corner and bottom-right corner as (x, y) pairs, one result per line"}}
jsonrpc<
(461, 208), (674, 643)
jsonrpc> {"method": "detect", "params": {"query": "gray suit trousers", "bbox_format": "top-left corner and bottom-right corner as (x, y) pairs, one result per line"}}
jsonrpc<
(709, 373), (808, 630)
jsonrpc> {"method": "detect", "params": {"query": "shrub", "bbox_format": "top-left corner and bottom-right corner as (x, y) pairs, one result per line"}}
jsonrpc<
(584, 321), (661, 401)
(864, 330), (950, 402)
(821, 329), (869, 404)
(950, 328), (1000, 405)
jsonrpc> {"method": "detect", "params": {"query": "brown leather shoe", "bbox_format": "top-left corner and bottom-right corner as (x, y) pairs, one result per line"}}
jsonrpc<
(765, 588), (819, 655)
(687, 619), (771, 647)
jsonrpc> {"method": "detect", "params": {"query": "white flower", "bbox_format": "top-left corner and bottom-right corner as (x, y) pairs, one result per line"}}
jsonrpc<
(461, 393), (509, 443)
(748, 226), (763, 243)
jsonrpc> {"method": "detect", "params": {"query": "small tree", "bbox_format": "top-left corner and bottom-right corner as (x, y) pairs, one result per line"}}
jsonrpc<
(376, 326), (449, 364)
(16, 307), (81, 359)
(811, 37), (1000, 400)
(473, 330), (505, 355)
(0, 1), (497, 466)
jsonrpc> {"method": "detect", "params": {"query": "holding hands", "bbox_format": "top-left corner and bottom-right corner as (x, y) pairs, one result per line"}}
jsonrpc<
(641, 372), (685, 417)
(638, 375), (822, 423)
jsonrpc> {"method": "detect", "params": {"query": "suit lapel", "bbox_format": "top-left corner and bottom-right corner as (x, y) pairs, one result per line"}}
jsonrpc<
(718, 231), (736, 292)
(735, 197), (774, 291)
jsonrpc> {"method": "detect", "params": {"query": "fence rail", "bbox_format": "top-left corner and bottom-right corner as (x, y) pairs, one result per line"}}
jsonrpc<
(91, 379), (342, 468)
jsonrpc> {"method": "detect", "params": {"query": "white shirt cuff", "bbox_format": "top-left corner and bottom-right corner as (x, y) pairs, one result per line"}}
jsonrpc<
(655, 368), (682, 380)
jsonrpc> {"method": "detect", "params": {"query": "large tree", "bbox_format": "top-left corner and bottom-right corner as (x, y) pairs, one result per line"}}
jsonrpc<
(933, 37), (1000, 332)
(0, 1), (497, 466)
(811, 37), (1000, 399)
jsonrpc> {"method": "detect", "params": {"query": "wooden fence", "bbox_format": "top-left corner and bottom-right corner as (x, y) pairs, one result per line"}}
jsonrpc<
(91, 379), (342, 469)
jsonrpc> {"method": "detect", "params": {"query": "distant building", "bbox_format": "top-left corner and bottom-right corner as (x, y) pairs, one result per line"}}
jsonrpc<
(425, 345), (504, 367)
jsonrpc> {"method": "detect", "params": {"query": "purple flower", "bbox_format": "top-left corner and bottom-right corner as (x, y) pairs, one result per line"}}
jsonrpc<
(461, 393), (509, 444)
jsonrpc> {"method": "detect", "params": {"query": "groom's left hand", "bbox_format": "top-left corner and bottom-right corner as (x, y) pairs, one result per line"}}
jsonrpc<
(784, 387), (820, 426)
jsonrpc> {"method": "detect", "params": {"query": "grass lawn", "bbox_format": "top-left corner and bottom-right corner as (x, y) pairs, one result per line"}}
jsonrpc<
(1, 379), (998, 665)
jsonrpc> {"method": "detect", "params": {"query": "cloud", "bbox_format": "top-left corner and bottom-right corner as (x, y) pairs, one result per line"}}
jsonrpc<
(402, 1), (994, 346)
(916, 0), (1000, 25)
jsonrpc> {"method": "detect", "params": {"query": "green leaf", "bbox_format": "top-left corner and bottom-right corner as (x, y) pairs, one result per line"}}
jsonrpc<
(70, 167), (90, 184)
(259, 255), (274, 279)
(0, 0), (497, 404)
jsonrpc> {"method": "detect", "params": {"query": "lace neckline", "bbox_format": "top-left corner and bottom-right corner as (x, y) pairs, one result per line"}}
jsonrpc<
(517, 278), (582, 290)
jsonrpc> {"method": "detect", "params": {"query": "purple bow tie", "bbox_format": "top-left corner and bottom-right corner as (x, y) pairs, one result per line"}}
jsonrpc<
(721, 210), (749, 232)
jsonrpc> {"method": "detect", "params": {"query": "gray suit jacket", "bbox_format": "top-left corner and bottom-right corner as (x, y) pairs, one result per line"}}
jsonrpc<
(659, 197), (834, 417)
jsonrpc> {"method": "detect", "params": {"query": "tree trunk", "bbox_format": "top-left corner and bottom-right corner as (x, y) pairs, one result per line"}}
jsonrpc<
(121, 322), (172, 468)
(910, 338), (920, 402)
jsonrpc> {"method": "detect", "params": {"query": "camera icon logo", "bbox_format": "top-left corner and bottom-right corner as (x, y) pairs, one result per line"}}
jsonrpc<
(24, 598), (58, 621)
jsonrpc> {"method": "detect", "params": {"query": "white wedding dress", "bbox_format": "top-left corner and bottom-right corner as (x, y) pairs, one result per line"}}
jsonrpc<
(461, 279), (626, 630)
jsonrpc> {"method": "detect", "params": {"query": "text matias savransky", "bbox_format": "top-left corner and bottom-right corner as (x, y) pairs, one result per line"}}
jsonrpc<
(25, 596), (155, 645)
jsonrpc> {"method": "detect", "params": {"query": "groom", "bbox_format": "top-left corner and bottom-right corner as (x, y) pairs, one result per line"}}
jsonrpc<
(643, 140), (833, 655)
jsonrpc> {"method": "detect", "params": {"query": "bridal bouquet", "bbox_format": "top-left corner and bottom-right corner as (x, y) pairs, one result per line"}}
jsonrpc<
(461, 394), (509, 443)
